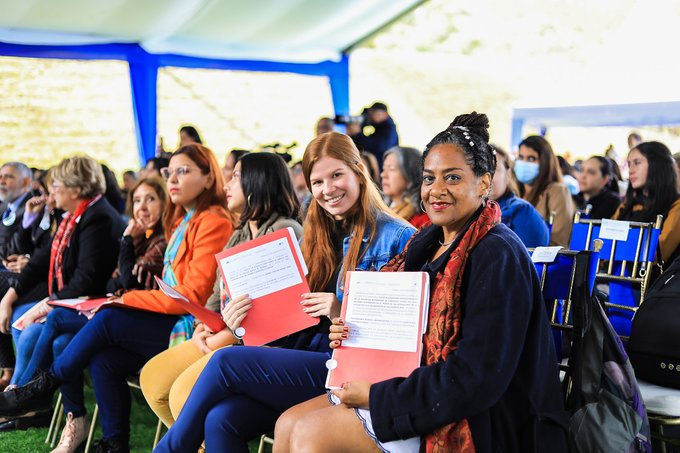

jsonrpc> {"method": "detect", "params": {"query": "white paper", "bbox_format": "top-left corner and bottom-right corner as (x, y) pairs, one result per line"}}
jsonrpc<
(155, 276), (189, 301)
(219, 237), (302, 299)
(599, 219), (630, 242)
(343, 272), (426, 353)
(531, 246), (563, 263)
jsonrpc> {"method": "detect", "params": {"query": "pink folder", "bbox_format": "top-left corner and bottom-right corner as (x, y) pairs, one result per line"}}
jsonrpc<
(325, 271), (429, 389)
(215, 227), (316, 346)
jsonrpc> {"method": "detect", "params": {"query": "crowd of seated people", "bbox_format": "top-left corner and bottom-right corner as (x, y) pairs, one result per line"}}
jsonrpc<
(0, 116), (678, 453)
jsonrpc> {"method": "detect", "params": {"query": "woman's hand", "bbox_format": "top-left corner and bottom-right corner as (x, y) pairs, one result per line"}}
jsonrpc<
(2, 254), (30, 273)
(0, 300), (13, 335)
(205, 329), (237, 350)
(332, 380), (371, 409)
(0, 288), (20, 334)
(300, 292), (341, 319)
(131, 264), (158, 289)
(328, 317), (348, 349)
(123, 218), (147, 240)
(25, 195), (46, 216)
(221, 294), (252, 332)
(191, 323), (213, 355)
(15, 298), (53, 329)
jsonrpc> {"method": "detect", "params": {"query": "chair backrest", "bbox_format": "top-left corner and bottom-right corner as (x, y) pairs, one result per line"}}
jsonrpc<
(531, 242), (602, 401)
(577, 203), (593, 220)
(545, 210), (556, 239)
(568, 212), (662, 337)
(533, 244), (601, 332)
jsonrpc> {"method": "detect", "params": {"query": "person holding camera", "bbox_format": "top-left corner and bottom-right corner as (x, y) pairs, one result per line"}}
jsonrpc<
(347, 102), (399, 168)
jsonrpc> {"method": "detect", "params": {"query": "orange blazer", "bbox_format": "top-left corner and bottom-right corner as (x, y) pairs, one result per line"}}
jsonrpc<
(121, 206), (233, 314)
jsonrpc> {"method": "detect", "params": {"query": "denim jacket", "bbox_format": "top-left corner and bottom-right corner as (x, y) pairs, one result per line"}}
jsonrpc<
(336, 211), (416, 302)
(275, 211), (415, 353)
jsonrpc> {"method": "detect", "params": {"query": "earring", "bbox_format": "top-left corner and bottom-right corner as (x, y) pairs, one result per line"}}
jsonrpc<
(419, 200), (426, 212)
(247, 194), (252, 205)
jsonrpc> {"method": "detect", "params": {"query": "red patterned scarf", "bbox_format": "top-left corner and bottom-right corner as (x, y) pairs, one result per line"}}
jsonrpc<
(48, 197), (97, 296)
(381, 201), (501, 452)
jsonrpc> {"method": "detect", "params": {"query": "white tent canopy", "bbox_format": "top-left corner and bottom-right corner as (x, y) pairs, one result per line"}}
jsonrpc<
(0, 0), (423, 162)
(0, 0), (422, 63)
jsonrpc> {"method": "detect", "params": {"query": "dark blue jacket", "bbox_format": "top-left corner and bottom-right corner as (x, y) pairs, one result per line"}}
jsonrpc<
(351, 116), (399, 167)
(497, 191), (549, 248)
(369, 224), (568, 452)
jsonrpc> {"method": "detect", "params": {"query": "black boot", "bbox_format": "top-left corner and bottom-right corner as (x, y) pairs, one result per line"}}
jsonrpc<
(0, 369), (58, 417)
(0, 409), (52, 431)
(92, 437), (130, 453)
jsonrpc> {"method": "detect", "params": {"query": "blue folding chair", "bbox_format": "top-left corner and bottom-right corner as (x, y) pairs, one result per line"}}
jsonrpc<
(531, 241), (602, 400)
(545, 210), (555, 241)
(569, 212), (663, 337)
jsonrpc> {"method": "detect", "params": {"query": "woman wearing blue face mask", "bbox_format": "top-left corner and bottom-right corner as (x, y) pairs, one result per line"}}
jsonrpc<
(515, 136), (575, 247)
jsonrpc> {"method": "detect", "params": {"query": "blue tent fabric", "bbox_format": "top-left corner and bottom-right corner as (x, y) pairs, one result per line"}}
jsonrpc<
(0, 41), (350, 163)
(129, 52), (159, 165)
(511, 101), (680, 149)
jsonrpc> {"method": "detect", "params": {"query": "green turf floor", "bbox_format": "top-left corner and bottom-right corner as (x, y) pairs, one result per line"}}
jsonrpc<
(0, 387), (263, 452)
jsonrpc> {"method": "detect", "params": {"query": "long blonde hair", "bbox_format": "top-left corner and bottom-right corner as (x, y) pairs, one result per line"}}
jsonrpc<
(301, 132), (396, 292)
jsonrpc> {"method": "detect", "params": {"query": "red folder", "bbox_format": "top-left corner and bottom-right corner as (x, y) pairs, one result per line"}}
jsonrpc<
(48, 297), (112, 312)
(325, 271), (430, 389)
(45, 297), (124, 321)
(215, 227), (316, 346)
(154, 276), (227, 333)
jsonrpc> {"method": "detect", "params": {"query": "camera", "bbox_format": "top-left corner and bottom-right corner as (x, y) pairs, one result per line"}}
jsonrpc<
(334, 114), (365, 125)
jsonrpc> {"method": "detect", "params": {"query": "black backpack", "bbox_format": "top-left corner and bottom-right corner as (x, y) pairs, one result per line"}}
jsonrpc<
(628, 255), (680, 389)
(566, 294), (651, 452)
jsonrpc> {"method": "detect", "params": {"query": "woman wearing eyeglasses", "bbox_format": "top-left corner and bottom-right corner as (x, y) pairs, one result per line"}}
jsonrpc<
(0, 144), (234, 453)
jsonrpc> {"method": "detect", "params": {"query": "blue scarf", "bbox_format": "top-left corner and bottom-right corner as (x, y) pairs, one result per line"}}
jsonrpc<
(164, 209), (196, 347)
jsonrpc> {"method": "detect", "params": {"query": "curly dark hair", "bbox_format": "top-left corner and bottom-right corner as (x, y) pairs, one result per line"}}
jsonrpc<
(423, 112), (496, 178)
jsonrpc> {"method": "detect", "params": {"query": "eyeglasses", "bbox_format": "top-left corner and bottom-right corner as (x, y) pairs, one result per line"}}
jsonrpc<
(50, 182), (65, 191)
(160, 165), (194, 180)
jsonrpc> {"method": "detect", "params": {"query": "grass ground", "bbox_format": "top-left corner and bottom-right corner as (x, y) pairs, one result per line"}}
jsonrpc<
(0, 386), (263, 452)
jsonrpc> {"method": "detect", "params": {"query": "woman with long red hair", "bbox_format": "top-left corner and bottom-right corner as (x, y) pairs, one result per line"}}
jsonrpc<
(0, 144), (234, 452)
(152, 132), (415, 452)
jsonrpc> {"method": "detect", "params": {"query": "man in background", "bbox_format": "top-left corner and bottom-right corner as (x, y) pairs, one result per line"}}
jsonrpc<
(0, 162), (33, 266)
(348, 102), (399, 168)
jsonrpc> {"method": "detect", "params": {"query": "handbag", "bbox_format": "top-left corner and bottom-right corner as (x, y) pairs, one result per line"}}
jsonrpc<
(627, 255), (680, 389)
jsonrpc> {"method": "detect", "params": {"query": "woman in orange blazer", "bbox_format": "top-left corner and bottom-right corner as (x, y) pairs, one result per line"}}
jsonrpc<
(121, 204), (232, 315)
(0, 144), (233, 453)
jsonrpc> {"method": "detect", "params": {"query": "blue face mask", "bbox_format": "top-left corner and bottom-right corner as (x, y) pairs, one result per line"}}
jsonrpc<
(514, 160), (540, 185)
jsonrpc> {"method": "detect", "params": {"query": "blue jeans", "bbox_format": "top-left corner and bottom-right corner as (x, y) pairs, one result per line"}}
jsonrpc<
(11, 303), (85, 413)
(155, 346), (330, 453)
(10, 301), (39, 385)
(17, 307), (87, 385)
(50, 307), (178, 440)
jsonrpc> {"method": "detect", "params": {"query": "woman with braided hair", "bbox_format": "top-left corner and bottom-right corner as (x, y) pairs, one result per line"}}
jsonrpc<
(276, 112), (568, 453)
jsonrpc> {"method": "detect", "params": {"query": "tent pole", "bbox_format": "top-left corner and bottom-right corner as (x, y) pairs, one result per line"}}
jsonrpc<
(128, 48), (159, 165)
(328, 53), (350, 117)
